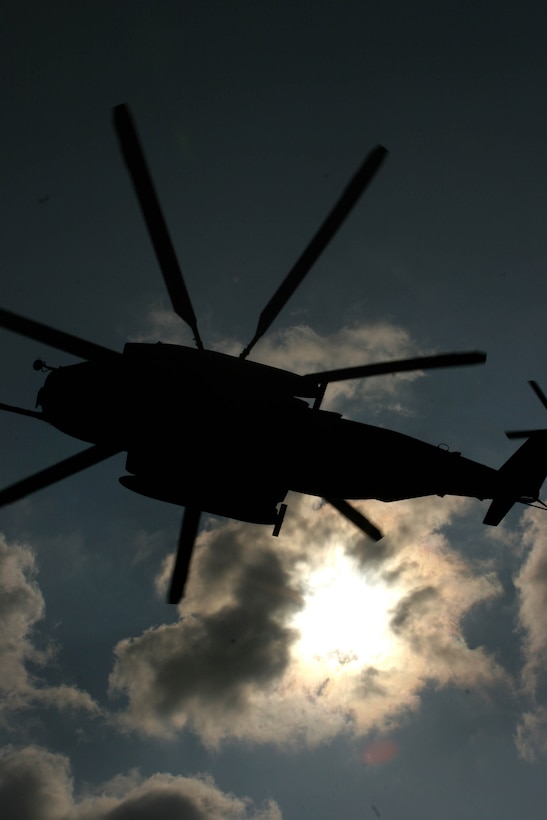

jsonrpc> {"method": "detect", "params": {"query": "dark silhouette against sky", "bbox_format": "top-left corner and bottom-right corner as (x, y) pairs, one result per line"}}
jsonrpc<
(0, 2), (547, 818)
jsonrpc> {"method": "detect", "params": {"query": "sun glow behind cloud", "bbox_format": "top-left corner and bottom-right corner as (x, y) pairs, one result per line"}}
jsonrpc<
(291, 544), (402, 674)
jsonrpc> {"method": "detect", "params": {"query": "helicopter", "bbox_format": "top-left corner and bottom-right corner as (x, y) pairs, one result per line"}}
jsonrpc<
(1, 103), (546, 605)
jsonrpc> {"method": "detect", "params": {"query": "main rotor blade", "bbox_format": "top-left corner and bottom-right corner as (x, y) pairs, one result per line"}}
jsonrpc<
(113, 104), (204, 350)
(529, 380), (547, 411)
(0, 402), (45, 421)
(240, 145), (388, 360)
(0, 445), (122, 508)
(505, 429), (547, 439)
(168, 506), (201, 604)
(302, 351), (487, 386)
(325, 497), (383, 541)
(0, 308), (121, 363)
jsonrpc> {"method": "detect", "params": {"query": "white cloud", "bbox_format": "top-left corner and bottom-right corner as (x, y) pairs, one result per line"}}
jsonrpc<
(0, 534), (100, 721)
(0, 745), (281, 820)
(514, 507), (547, 696)
(0, 535), (45, 711)
(512, 507), (547, 760)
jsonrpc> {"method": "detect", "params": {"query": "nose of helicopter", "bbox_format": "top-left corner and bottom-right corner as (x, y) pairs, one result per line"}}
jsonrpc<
(36, 361), (127, 444)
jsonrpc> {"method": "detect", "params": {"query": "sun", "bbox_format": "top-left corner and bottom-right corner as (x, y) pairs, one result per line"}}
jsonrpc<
(291, 544), (402, 674)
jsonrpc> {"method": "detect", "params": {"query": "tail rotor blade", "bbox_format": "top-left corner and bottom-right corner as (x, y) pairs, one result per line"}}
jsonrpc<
(505, 382), (547, 439)
(325, 497), (383, 541)
(0, 445), (121, 508)
(168, 506), (202, 604)
(240, 145), (388, 360)
(113, 104), (204, 350)
(0, 309), (121, 363)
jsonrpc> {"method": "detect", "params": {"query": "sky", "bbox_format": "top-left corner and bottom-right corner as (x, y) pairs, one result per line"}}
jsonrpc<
(1, 1), (547, 817)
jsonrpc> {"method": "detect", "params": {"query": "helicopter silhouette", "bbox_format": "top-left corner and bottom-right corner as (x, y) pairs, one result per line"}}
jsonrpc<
(1, 104), (546, 604)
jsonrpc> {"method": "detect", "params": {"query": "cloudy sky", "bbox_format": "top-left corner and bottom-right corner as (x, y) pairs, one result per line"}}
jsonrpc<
(1, 2), (547, 817)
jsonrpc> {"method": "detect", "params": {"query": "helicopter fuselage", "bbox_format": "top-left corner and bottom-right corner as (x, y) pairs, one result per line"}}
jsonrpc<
(36, 342), (500, 525)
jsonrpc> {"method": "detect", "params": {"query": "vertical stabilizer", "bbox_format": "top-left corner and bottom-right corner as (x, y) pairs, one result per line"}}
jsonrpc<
(483, 431), (547, 525)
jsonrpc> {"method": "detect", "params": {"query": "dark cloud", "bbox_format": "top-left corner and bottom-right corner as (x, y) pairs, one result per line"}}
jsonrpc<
(0, 746), (72, 820)
(110, 522), (303, 742)
(0, 745), (282, 820)
(357, 667), (390, 698)
(389, 585), (438, 634)
(515, 707), (547, 762)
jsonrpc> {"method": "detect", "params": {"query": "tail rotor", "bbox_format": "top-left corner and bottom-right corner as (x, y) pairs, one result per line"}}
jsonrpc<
(505, 381), (547, 440)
